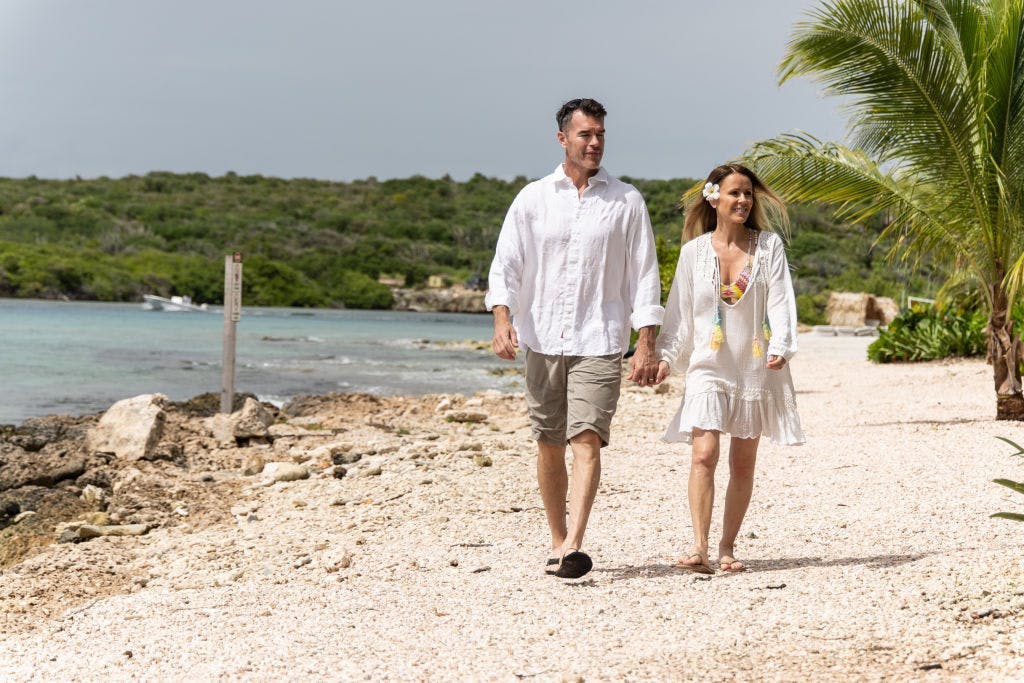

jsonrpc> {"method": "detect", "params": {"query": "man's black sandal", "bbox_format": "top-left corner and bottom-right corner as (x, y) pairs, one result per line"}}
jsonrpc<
(544, 558), (559, 574)
(554, 550), (593, 579)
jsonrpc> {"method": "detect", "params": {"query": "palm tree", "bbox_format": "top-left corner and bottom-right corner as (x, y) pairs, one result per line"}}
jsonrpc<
(745, 0), (1024, 419)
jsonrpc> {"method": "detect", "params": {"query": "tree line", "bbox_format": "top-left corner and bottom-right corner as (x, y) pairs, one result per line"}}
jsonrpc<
(0, 171), (942, 320)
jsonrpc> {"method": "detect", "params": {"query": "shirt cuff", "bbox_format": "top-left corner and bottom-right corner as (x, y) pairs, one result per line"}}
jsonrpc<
(484, 292), (518, 316)
(767, 342), (796, 362)
(630, 305), (665, 330)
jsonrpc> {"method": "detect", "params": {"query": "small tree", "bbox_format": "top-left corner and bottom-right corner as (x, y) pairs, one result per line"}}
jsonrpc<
(746, 0), (1024, 419)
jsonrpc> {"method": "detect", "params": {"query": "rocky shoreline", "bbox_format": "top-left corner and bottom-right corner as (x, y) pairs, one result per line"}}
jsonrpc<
(0, 385), (529, 631)
(390, 284), (487, 313)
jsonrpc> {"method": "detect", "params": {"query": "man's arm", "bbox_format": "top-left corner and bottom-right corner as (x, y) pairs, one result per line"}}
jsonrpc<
(491, 305), (519, 361)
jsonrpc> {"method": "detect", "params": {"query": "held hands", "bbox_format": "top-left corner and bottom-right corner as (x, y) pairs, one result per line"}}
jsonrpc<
(628, 327), (667, 387)
(766, 354), (786, 370)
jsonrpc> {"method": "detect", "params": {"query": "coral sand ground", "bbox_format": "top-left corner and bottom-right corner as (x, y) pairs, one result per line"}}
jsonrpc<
(0, 335), (1022, 680)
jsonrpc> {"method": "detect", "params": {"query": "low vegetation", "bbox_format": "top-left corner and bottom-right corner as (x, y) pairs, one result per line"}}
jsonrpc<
(0, 172), (942, 311)
(867, 308), (987, 363)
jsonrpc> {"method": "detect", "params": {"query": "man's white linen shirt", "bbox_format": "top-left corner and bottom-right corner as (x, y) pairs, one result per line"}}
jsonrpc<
(485, 165), (665, 356)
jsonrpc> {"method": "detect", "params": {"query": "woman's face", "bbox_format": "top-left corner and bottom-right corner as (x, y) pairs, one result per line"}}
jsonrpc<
(712, 172), (753, 225)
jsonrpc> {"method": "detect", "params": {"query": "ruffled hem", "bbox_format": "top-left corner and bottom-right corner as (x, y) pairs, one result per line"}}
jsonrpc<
(662, 389), (805, 446)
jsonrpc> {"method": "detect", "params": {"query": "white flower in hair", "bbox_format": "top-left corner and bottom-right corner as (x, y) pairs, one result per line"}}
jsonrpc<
(702, 182), (720, 201)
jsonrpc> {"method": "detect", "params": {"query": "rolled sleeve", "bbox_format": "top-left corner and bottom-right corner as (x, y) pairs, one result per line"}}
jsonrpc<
(630, 304), (665, 330)
(625, 196), (664, 330)
(484, 197), (525, 316)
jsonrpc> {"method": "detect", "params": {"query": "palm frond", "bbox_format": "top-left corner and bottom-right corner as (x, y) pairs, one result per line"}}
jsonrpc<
(744, 134), (997, 298)
(994, 434), (1024, 454)
(780, 0), (990, 230)
(993, 478), (1024, 494)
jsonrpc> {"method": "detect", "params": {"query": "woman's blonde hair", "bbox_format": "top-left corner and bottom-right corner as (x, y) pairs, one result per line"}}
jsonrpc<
(682, 163), (788, 242)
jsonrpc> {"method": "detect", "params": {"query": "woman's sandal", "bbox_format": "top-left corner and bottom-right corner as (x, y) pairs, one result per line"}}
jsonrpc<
(718, 555), (746, 572)
(675, 551), (715, 575)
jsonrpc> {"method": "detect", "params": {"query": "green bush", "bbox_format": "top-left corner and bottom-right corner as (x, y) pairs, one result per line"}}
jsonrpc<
(796, 292), (829, 325)
(655, 236), (680, 306)
(333, 270), (394, 309)
(867, 308), (986, 362)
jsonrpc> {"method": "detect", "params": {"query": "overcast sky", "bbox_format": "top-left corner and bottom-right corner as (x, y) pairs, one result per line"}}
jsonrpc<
(0, 0), (847, 182)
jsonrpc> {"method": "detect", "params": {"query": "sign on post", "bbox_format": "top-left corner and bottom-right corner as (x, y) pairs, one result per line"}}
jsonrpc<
(221, 252), (243, 413)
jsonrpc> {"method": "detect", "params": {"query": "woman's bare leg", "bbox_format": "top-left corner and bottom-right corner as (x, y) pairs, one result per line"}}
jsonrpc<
(719, 435), (759, 570)
(679, 428), (719, 567)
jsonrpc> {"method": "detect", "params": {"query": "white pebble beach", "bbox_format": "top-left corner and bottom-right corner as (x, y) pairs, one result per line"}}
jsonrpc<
(1, 334), (1022, 680)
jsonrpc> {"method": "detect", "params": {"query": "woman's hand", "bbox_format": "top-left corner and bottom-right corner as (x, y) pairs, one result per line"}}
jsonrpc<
(766, 355), (786, 370)
(653, 360), (671, 384)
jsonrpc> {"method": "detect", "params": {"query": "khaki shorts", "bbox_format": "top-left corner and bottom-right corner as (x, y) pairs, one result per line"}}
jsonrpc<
(524, 349), (623, 447)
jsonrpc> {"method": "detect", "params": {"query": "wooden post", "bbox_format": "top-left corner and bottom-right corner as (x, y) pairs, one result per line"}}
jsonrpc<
(221, 252), (243, 413)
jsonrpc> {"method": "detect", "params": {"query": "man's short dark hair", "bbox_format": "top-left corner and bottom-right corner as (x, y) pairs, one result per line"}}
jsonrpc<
(556, 98), (607, 131)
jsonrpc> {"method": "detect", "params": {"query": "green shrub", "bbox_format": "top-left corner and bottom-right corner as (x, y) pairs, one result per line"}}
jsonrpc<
(333, 270), (393, 309)
(655, 236), (680, 306)
(796, 292), (829, 325)
(867, 308), (986, 362)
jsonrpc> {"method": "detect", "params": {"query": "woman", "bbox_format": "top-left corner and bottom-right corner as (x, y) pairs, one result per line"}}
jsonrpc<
(654, 163), (804, 574)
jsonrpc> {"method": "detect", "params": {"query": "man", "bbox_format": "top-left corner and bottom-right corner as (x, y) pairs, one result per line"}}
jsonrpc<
(485, 98), (664, 579)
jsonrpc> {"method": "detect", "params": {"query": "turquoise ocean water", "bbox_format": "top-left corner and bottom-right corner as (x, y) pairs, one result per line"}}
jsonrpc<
(1, 299), (521, 425)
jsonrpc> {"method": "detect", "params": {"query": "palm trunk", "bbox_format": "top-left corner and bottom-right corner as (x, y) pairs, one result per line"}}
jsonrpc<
(989, 284), (1024, 420)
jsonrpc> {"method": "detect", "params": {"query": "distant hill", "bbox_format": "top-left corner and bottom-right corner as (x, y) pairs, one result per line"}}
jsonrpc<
(0, 172), (943, 322)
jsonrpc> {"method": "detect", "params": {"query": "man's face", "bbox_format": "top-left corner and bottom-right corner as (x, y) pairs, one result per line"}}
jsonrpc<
(558, 110), (605, 173)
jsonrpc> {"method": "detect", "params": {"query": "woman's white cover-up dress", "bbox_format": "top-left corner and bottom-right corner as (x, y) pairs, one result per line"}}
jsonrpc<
(656, 230), (805, 445)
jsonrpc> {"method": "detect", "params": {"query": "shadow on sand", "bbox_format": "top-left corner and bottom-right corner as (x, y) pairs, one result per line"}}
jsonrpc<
(855, 417), (987, 427)
(589, 551), (931, 582)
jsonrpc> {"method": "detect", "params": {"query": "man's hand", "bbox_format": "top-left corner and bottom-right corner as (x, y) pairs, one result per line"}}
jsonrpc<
(627, 326), (659, 387)
(766, 354), (786, 370)
(491, 306), (518, 361)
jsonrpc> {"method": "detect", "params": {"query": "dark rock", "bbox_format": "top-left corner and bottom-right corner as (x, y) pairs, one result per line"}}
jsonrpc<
(57, 528), (82, 544)
(0, 415), (94, 453)
(0, 486), (89, 566)
(0, 451), (88, 491)
(332, 466), (348, 480)
(76, 466), (115, 490)
(283, 392), (381, 418)
(332, 452), (362, 466)
(141, 441), (185, 464)
(170, 392), (262, 418)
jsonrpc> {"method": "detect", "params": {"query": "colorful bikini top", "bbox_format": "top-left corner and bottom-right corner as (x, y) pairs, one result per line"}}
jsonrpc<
(720, 261), (752, 302)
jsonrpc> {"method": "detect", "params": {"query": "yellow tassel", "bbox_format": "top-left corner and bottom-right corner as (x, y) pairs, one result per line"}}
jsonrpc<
(710, 325), (723, 351)
(762, 320), (772, 342)
(752, 337), (763, 358)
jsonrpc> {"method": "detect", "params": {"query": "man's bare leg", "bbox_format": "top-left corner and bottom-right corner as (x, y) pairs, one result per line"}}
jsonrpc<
(561, 429), (602, 555)
(537, 439), (568, 564)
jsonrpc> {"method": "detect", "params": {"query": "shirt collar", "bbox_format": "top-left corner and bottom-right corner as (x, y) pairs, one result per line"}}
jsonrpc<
(551, 164), (609, 187)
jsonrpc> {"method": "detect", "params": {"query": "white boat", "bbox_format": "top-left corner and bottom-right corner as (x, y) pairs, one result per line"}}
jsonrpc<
(142, 294), (210, 312)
